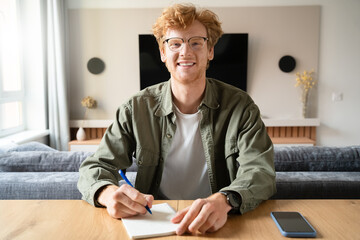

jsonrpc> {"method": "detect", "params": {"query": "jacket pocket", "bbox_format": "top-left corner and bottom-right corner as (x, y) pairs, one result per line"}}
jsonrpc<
(135, 147), (160, 167)
(134, 147), (161, 194)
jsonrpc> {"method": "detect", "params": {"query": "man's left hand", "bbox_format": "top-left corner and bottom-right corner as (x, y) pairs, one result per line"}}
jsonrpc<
(171, 192), (232, 235)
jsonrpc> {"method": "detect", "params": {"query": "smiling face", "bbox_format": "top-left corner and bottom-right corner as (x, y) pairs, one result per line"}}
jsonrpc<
(160, 20), (214, 86)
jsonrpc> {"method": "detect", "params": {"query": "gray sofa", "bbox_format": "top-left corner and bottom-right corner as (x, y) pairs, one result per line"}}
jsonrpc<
(0, 142), (137, 200)
(272, 146), (360, 199)
(1, 142), (359, 200)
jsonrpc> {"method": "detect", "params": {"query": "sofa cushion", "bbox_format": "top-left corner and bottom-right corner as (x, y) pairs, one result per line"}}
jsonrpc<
(0, 151), (93, 172)
(0, 172), (82, 199)
(7, 141), (58, 152)
(274, 146), (360, 171)
(273, 171), (360, 199)
(0, 141), (18, 154)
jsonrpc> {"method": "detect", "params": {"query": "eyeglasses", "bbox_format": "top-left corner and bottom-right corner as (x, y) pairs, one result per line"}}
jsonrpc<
(163, 36), (209, 52)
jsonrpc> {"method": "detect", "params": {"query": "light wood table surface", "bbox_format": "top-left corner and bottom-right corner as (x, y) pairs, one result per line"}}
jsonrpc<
(0, 199), (359, 240)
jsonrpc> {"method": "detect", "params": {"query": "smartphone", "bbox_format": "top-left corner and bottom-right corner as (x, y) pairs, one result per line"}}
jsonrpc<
(271, 211), (316, 238)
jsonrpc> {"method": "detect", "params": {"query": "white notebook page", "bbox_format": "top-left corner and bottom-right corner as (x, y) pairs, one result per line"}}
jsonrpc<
(121, 203), (179, 239)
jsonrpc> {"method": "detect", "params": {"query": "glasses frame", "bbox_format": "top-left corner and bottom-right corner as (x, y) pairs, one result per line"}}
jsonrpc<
(163, 36), (209, 52)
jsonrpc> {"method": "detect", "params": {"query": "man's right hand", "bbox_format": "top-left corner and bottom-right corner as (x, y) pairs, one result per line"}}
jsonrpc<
(97, 184), (154, 219)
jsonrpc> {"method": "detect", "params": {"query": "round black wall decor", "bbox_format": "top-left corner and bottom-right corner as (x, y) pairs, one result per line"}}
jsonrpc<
(279, 55), (296, 73)
(87, 57), (105, 74)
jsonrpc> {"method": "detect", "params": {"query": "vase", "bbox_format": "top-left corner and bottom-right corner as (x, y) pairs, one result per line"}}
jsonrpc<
(76, 127), (87, 141)
(302, 90), (310, 118)
(302, 100), (307, 119)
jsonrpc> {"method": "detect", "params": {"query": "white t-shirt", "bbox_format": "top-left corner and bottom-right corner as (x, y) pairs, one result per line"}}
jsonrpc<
(159, 105), (212, 200)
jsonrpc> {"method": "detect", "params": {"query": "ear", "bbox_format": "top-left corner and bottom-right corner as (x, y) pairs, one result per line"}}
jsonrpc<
(208, 47), (214, 61)
(160, 48), (167, 62)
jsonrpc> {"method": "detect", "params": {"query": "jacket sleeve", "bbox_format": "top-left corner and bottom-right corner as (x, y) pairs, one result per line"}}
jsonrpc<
(220, 100), (276, 214)
(77, 104), (135, 206)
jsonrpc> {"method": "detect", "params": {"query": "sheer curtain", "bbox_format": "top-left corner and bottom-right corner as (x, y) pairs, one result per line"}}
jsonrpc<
(42, 0), (69, 150)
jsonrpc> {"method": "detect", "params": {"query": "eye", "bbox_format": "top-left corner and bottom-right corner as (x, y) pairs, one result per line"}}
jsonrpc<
(168, 39), (183, 49)
(189, 38), (205, 49)
(171, 42), (182, 48)
(191, 41), (201, 46)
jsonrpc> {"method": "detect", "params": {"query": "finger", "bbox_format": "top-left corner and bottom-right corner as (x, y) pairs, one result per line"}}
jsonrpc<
(112, 193), (143, 215)
(144, 194), (154, 208)
(117, 210), (136, 218)
(171, 206), (190, 223)
(107, 201), (137, 218)
(118, 206), (138, 216)
(122, 185), (149, 206)
(206, 217), (226, 233)
(188, 203), (213, 233)
(124, 190), (153, 214)
(119, 185), (154, 209)
(197, 212), (217, 233)
(113, 186), (148, 214)
(176, 199), (205, 235)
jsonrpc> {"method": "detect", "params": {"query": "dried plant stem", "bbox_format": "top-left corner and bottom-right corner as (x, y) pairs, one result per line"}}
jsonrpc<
(295, 70), (316, 118)
(302, 89), (309, 118)
(81, 108), (89, 127)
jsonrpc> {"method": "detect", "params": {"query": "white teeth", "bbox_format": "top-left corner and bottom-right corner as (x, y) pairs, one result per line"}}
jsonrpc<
(179, 63), (194, 66)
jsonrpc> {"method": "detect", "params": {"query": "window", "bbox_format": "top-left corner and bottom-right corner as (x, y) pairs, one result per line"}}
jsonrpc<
(0, 0), (25, 137)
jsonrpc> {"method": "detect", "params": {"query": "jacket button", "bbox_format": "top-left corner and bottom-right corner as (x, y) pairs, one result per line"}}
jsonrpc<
(138, 160), (143, 165)
(166, 134), (172, 138)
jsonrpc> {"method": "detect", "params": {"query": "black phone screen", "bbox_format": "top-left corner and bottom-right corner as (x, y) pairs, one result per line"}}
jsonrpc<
(271, 212), (314, 232)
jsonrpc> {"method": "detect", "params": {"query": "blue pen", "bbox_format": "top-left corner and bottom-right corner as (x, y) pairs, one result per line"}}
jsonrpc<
(119, 169), (152, 214)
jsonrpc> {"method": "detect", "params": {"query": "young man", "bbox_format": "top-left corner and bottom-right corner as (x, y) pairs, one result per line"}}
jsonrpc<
(78, 4), (276, 235)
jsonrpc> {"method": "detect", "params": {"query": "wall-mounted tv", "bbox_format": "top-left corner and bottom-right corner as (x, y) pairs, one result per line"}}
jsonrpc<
(139, 33), (248, 91)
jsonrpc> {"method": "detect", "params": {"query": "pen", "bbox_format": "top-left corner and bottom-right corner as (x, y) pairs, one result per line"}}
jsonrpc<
(119, 169), (152, 214)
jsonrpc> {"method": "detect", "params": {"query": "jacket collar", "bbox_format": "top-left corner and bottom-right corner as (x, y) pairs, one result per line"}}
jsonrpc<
(200, 78), (220, 110)
(154, 80), (173, 117)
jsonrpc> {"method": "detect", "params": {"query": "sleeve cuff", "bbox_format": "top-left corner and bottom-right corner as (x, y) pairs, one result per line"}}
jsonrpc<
(83, 181), (119, 207)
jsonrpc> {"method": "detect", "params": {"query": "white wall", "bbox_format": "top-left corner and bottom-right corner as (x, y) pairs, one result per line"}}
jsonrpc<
(68, 7), (320, 118)
(67, 0), (360, 146)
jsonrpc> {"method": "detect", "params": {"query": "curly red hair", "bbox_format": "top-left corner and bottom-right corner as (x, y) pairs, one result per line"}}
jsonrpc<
(152, 3), (223, 50)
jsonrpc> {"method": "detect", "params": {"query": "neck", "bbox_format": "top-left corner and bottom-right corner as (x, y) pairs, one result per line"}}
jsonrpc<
(171, 78), (206, 114)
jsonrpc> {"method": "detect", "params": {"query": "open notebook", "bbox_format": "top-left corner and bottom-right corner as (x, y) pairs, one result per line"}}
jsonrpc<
(121, 203), (179, 239)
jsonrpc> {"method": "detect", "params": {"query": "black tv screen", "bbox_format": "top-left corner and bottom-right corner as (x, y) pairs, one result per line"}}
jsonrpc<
(139, 33), (248, 91)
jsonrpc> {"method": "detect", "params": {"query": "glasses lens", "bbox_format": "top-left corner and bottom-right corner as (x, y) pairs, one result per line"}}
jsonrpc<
(165, 37), (207, 52)
(167, 38), (183, 51)
(189, 37), (206, 51)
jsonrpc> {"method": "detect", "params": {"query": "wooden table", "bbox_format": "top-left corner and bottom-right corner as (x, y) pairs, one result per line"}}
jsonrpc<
(0, 200), (359, 240)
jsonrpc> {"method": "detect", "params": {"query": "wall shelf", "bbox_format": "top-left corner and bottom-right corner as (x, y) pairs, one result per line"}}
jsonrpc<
(262, 118), (320, 127)
(263, 118), (320, 146)
(70, 119), (320, 128)
(69, 120), (112, 128)
(68, 118), (320, 151)
(68, 139), (101, 152)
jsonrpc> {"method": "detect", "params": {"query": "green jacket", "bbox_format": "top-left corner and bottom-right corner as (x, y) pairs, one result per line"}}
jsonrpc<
(78, 78), (276, 214)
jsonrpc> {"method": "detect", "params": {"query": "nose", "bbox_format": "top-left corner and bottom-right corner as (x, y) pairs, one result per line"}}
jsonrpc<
(179, 41), (193, 56)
